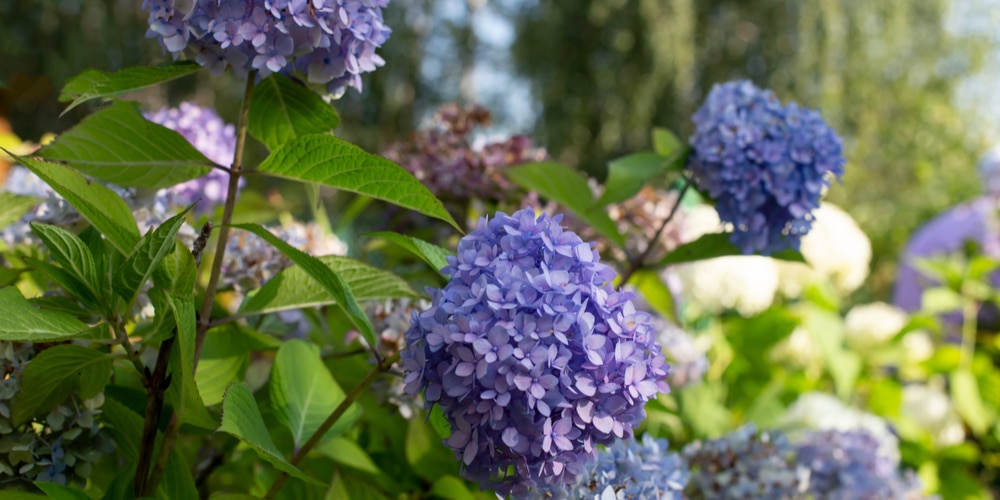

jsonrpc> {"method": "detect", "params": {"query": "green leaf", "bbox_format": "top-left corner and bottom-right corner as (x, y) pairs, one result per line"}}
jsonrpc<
(238, 254), (416, 315)
(597, 152), (667, 206)
(405, 417), (458, 482)
(157, 448), (198, 500)
(9, 154), (139, 254)
(34, 482), (91, 500)
(12, 344), (112, 425)
(659, 232), (806, 266)
(271, 340), (361, 449)
(195, 327), (251, 406)
(254, 134), (460, 230)
(29, 223), (98, 291)
(652, 128), (683, 156)
(0, 287), (92, 342)
(630, 269), (676, 322)
(366, 231), (453, 276)
(219, 383), (319, 485)
(114, 205), (193, 302)
(506, 162), (625, 247)
(314, 437), (381, 475)
(803, 306), (861, 399)
(23, 257), (101, 310)
(230, 223), (377, 348)
(951, 369), (993, 436)
(163, 292), (217, 429)
(101, 395), (143, 460)
(59, 61), (201, 114)
(0, 192), (40, 230)
(429, 476), (475, 500)
(152, 243), (197, 296)
(248, 73), (341, 151)
(38, 101), (214, 190)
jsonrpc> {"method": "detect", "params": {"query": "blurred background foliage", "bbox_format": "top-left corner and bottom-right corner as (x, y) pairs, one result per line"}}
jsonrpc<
(1, 0), (998, 301)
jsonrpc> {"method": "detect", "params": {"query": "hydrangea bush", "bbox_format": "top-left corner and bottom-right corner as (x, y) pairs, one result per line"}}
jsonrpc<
(0, 3), (995, 499)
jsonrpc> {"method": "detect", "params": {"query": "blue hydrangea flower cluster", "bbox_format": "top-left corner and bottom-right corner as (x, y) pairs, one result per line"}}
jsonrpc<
(794, 429), (931, 500)
(401, 209), (671, 496)
(144, 103), (238, 213)
(687, 80), (845, 255)
(536, 434), (688, 499)
(142, 0), (391, 96)
(683, 423), (806, 499)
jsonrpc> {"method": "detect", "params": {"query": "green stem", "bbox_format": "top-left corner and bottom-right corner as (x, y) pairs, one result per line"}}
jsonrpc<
(619, 176), (691, 286)
(194, 71), (258, 370)
(264, 352), (401, 499)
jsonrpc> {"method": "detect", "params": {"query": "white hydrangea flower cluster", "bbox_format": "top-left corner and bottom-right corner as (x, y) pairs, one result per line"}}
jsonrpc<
(843, 301), (908, 351)
(673, 205), (779, 316)
(901, 383), (966, 448)
(776, 203), (871, 298)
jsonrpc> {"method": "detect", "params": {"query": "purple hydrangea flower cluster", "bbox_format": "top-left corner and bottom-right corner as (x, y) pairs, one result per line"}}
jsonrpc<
(537, 434), (688, 499)
(688, 80), (845, 255)
(794, 429), (931, 500)
(142, 0), (391, 96)
(683, 423), (806, 499)
(401, 209), (671, 496)
(144, 103), (239, 213)
(382, 103), (547, 206)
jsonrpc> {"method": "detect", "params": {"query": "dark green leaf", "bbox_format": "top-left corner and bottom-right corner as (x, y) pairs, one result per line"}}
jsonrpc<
(0, 192), (40, 230)
(38, 101), (214, 190)
(270, 340), (361, 449)
(597, 152), (667, 206)
(0, 287), (92, 342)
(366, 231), (452, 276)
(29, 223), (98, 291)
(59, 62), (201, 114)
(9, 154), (139, 253)
(659, 232), (806, 266)
(12, 345), (112, 425)
(114, 205), (193, 302)
(157, 448), (198, 500)
(248, 73), (341, 151)
(238, 254), (417, 315)
(506, 162), (625, 247)
(101, 396), (143, 460)
(163, 292), (217, 429)
(254, 134), (460, 230)
(33, 482), (90, 500)
(652, 128), (683, 157)
(230, 223), (376, 348)
(219, 383), (319, 485)
(405, 417), (458, 482)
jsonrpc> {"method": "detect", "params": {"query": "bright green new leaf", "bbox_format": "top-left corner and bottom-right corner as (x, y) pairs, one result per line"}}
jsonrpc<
(0, 287), (91, 342)
(113, 205), (193, 302)
(0, 192), (40, 230)
(367, 231), (453, 276)
(506, 162), (625, 247)
(271, 340), (361, 449)
(59, 61), (201, 114)
(33, 482), (91, 500)
(9, 154), (139, 253)
(152, 243), (198, 296)
(629, 269), (676, 322)
(219, 383), (320, 485)
(12, 344), (112, 425)
(658, 232), (807, 266)
(315, 437), (381, 475)
(652, 128), (683, 157)
(804, 307), (861, 399)
(238, 254), (416, 315)
(230, 223), (377, 348)
(195, 327), (251, 406)
(596, 152), (667, 206)
(254, 134), (460, 231)
(951, 369), (993, 436)
(38, 101), (214, 190)
(429, 476), (476, 500)
(30, 223), (98, 291)
(163, 292), (217, 429)
(248, 73), (341, 151)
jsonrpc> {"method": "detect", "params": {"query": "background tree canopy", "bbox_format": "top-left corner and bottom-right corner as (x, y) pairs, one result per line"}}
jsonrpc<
(1, 0), (996, 299)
